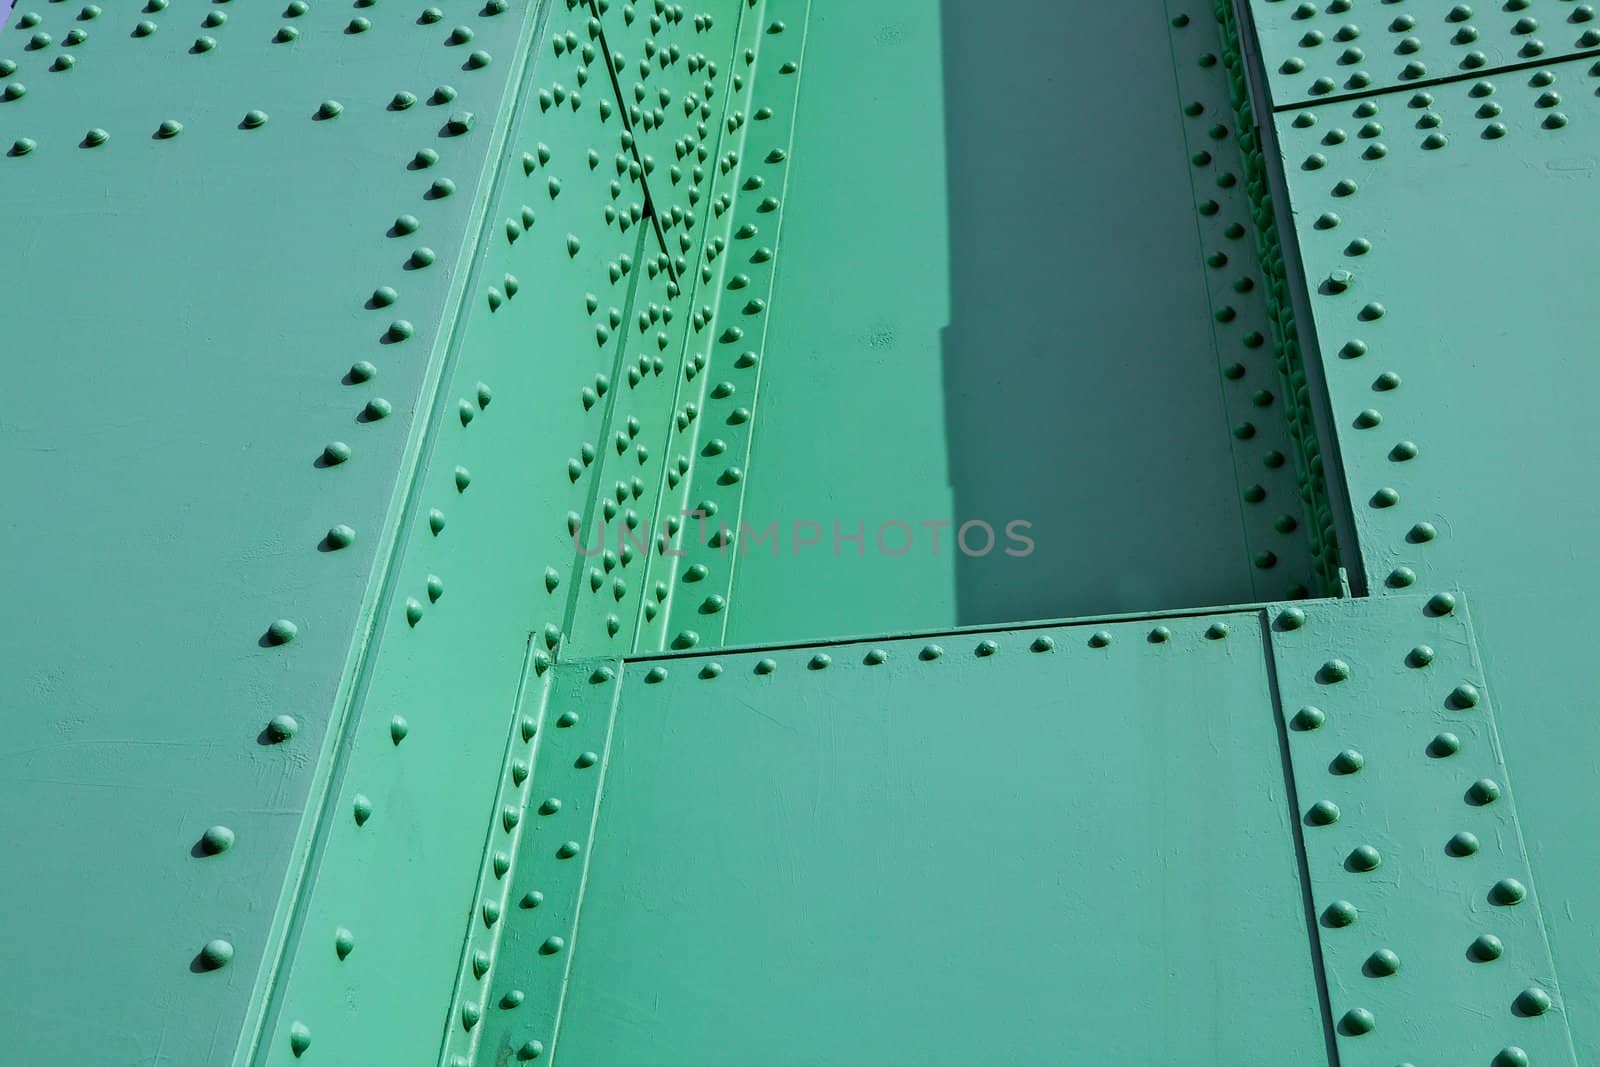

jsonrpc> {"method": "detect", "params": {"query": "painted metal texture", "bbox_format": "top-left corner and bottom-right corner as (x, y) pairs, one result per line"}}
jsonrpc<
(504, 615), (1332, 1065)
(1246, 7), (1600, 1057)
(3, 0), (1598, 1063)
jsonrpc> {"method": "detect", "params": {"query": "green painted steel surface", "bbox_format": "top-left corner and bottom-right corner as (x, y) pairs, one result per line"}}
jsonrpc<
(1251, 23), (1600, 1059)
(4, 0), (1599, 1062)
(1271, 595), (1574, 1066)
(510, 615), (1331, 1065)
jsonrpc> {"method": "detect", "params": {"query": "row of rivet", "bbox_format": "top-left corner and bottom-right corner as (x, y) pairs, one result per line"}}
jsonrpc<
(653, 0), (802, 652)
(1274, 596), (1565, 1067)
(1214, 0), (1344, 596)
(1173, 0), (1322, 599)
(635, 621), (1236, 682)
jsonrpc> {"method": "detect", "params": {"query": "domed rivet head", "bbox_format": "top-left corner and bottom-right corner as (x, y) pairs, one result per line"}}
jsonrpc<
(385, 319), (414, 342)
(392, 214), (419, 235)
(352, 794), (373, 825)
(266, 714), (299, 742)
(481, 899), (501, 925)
(1029, 636), (1054, 653)
(1407, 645), (1435, 668)
(1428, 731), (1460, 757)
(390, 91), (417, 111)
(199, 824), (235, 854)
(348, 16), (370, 31)
(1515, 988), (1551, 1017)
(919, 643), (943, 661)
(645, 666), (669, 683)
(363, 398), (391, 420)
(1470, 933), (1504, 961)
(198, 938), (235, 970)
(1353, 409), (1382, 428)
(1422, 132), (1447, 150)
(1332, 178), (1358, 196)
(1448, 683), (1480, 709)
(1468, 778), (1502, 805)
(1088, 630), (1112, 648)
(1544, 112), (1568, 130)
(1276, 607), (1305, 631)
(274, 25), (299, 41)
(1373, 371), (1400, 391)
(1371, 487), (1399, 508)
(1205, 623), (1228, 640)
(1325, 269), (1352, 292)
(556, 710), (578, 728)
(334, 928), (355, 960)
(575, 751), (598, 768)
(445, 110), (474, 135)
(557, 840), (581, 859)
(1307, 800), (1341, 826)
(1495, 1048), (1530, 1067)
(1292, 705), (1326, 731)
(288, 1022), (311, 1057)
(467, 49), (492, 68)
(517, 1040), (544, 1061)
(1324, 899), (1358, 927)
(1348, 844), (1382, 872)
(975, 639), (999, 657)
(1366, 948), (1400, 976)
(510, 758), (530, 784)
(539, 797), (561, 815)
(1426, 592), (1456, 616)
(1490, 878), (1527, 905)
(700, 663), (723, 679)
(322, 441), (352, 466)
(1, 83), (24, 102)
(1147, 625), (1171, 643)
(1332, 749), (1364, 774)
(754, 657), (777, 675)
(1318, 659), (1351, 683)
(202, 10), (225, 26)
(390, 715), (409, 744)
(83, 128), (109, 147)
(420, 5), (443, 22)
(449, 24), (473, 43)
(1387, 567), (1416, 588)
(265, 619), (299, 646)
(864, 648), (889, 665)
(316, 100), (343, 120)
(1340, 1008), (1374, 1035)
(156, 119), (183, 139)
(808, 653), (831, 670)
(540, 935), (565, 955)
(1447, 831), (1480, 857)
(242, 109), (269, 128)
(193, 35), (216, 51)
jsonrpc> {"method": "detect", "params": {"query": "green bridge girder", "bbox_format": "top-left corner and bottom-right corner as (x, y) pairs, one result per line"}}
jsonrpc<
(2, 1), (1597, 1065)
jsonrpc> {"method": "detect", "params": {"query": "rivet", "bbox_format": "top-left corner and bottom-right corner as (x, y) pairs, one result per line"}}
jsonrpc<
(199, 825), (235, 854)
(1426, 591), (1456, 616)
(156, 119), (183, 139)
(1366, 948), (1400, 976)
(575, 751), (598, 768)
(1340, 1008), (1374, 1035)
(1348, 844), (1382, 872)
(1205, 623), (1228, 640)
(1088, 630), (1112, 648)
(919, 644), (943, 661)
(1515, 988), (1551, 1016)
(1318, 659), (1351, 683)
(540, 935), (565, 955)
(1387, 567), (1415, 588)
(1495, 1048), (1530, 1067)
(1147, 626), (1171, 643)
(557, 710), (579, 728)
(335, 928), (355, 960)
(1324, 899), (1358, 926)
(274, 25), (299, 41)
(865, 649), (889, 664)
(316, 100), (344, 120)
(1392, 442), (1421, 463)
(1407, 645), (1435, 668)
(445, 111), (474, 135)
(975, 639), (999, 657)
(199, 938), (234, 970)
(1332, 749), (1364, 774)
(517, 1040), (544, 1061)
(1292, 706), (1326, 731)
(755, 657), (777, 675)
(1447, 831), (1480, 857)
(266, 714), (299, 742)
(353, 794), (373, 825)
(83, 128), (109, 147)
(1490, 878), (1527, 905)
(390, 715), (409, 744)
(1276, 607), (1305, 630)
(1468, 778), (1502, 805)
(1307, 800), (1341, 826)
(462, 1002), (481, 1029)
(1470, 933), (1504, 961)
(808, 653), (831, 670)
(482, 899), (501, 925)
(413, 148), (439, 169)
(1448, 683), (1480, 709)
(288, 1023), (311, 1057)
(1429, 732), (1460, 757)
(645, 665), (669, 683)
(557, 840), (581, 859)
(364, 398), (392, 420)
(467, 49), (491, 68)
(265, 619), (299, 646)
